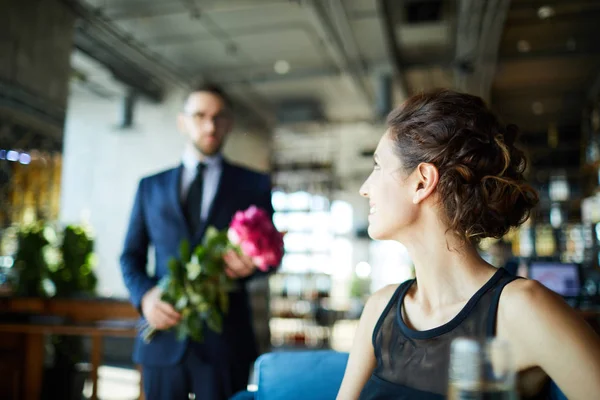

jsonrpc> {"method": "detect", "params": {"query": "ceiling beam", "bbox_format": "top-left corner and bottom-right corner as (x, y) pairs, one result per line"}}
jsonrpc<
(62, 0), (187, 101)
(455, 0), (511, 101)
(499, 49), (600, 63)
(73, 28), (165, 102)
(60, 0), (275, 132)
(329, 0), (363, 63)
(213, 63), (395, 86)
(492, 85), (586, 99)
(588, 68), (600, 101)
(303, 0), (375, 115)
(508, 0), (600, 11)
(0, 79), (65, 128)
(0, 119), (63, 152)
(378, 0), (410, 99)
(103, 0), (289, 21)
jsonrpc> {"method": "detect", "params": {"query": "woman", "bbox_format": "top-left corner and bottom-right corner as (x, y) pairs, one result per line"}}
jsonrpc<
(337, 89), (600, 399)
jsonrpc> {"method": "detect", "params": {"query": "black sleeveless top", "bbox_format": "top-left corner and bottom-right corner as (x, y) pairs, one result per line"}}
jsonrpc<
(358, 268), (520, 400)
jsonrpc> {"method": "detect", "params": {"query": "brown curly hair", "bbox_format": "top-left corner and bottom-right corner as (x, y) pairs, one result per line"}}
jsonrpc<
(387, 89), (539, 243)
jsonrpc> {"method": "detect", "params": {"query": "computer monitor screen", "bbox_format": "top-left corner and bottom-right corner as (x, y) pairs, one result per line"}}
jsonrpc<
(528, 262), (581, 297)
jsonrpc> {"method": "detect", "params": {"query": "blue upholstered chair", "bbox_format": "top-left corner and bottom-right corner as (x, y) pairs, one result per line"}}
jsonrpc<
(230, 350), (567, 400)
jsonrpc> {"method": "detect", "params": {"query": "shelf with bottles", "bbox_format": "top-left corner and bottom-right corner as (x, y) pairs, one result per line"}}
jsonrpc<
(269, 272), (332, 300)
(270, 318), (332, 350)
(270, 298), (314, 320)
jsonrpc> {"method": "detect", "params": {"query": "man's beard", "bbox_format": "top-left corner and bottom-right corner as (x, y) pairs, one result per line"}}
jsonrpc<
(194, 141), (221, 156)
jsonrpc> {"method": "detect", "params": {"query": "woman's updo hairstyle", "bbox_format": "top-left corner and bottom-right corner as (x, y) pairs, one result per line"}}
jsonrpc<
(387, 89), (539, 243)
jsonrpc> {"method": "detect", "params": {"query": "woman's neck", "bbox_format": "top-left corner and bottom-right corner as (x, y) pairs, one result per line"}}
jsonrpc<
(400, 220), (496, 309)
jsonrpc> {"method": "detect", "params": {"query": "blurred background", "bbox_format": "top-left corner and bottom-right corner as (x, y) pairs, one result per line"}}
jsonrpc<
(1, 0), (600, 399)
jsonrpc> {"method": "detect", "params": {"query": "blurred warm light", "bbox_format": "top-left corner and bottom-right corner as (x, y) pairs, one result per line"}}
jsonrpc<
(549, 174), (570, 201)
(0, 256), (14, 268)
(550, 203), (563, 228)
(517, 40), (531, 53)
(537, 5), (555, 20)
(355, 261), (372, 278)
(331, 200), (353, 234)
(272, 190), (287, 211)
(274, 60), (290, 74)
(532, 101), (544, 115)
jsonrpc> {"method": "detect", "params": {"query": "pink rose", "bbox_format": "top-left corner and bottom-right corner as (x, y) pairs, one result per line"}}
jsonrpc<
(241, 240), (259, 257)
(227, 228), (241, 245)
(228, 205), (284, 271)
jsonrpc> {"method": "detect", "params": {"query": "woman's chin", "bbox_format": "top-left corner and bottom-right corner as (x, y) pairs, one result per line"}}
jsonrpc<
(367, 224), (387, 241)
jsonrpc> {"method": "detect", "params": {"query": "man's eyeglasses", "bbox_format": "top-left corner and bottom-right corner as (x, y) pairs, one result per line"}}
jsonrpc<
(184, 111), (230, 123)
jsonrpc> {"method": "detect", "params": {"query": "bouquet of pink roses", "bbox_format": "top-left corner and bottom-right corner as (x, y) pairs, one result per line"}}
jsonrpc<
(142, 206), (284, 343)
(228, 206), (284, 272)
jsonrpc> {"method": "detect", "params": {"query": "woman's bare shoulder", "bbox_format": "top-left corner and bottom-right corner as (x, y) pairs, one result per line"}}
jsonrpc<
(498, 278), (560, 321)
(497, 279), (600, 398)
(353, 283), (401, 329)
(367, 283), (401, 312)
(497, 277), (587, 344)
(499, 278), (560, 314)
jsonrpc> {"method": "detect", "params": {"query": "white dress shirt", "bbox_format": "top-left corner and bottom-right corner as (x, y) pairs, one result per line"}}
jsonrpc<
(180, 148), (223, 222)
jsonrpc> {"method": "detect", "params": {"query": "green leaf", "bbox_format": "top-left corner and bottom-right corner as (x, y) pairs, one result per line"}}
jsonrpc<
(167, 257), (184, 284)
(219, 290), (229, 313)
(174, 295), (188, 310)
(203, 227), (219, 247)
(205, 283), (217, 305)
(206, 310), (223, 334)
(167, 257), (178, 274)
(187, 312), (204, 342)
(179, 240), (191, 263)
(197, 300), (210, 313)
(189, 292), (202, 306)
(194, 246), (207, 261)
(186, 260), (201, 281)
(181, 308), (192, 319)
(204, 258), (224, 277)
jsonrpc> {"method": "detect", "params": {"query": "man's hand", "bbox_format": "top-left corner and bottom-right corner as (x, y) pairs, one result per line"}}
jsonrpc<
(224, 249), (256, 279)
(141, 286), (181, 330)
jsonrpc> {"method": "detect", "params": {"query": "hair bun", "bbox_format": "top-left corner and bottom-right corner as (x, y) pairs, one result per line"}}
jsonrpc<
(504, 124), (519, 146)
(385, 89), (539, 244)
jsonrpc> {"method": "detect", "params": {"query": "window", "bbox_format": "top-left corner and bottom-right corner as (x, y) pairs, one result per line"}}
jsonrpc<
(273, 191), (352, 275)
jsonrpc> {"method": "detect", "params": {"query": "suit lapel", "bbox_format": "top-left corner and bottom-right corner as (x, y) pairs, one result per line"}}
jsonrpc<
(194, 160), (237, 243)
(169, 165), (192, 238)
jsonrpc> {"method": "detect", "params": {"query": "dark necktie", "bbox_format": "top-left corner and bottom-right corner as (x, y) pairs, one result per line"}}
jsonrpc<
(185, 163), (205, 234)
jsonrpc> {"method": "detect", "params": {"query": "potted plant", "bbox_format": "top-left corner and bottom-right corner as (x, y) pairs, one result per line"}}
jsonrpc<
(50, 224), (97, 297)
(43, 224), (98, 400)
(12, 221), (58, 297)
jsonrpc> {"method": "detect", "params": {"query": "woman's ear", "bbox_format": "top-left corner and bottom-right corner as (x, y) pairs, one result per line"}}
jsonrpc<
(412, 163), (439, 204)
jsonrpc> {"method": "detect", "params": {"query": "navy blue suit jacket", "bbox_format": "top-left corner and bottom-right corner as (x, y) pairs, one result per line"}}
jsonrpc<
(120, 159), (273, 378)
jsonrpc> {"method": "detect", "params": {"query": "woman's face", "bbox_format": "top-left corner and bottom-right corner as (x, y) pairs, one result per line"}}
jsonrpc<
(359, 132), (419, 241)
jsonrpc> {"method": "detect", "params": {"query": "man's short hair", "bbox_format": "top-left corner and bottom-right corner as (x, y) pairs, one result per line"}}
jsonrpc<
(186, 83), (233, 110)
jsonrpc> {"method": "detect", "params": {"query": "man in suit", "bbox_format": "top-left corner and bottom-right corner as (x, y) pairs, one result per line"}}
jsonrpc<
(120, 84), (274, 400)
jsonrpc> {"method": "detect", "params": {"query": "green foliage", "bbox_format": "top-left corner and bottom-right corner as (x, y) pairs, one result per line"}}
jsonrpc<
(9, 222), (99, 371)
(10, 222), (98, 298)
(13, 222), (55, 297)
(145, 227), (236, 343)
(349, 274), (371, 299)
(51, 225), (98, 297)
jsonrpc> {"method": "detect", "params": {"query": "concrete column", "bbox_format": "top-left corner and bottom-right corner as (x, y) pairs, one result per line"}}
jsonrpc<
(0, 0), (75, 142)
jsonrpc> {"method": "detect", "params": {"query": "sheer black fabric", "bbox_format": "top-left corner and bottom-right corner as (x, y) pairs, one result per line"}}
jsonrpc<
(359, 268), (519, 400)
